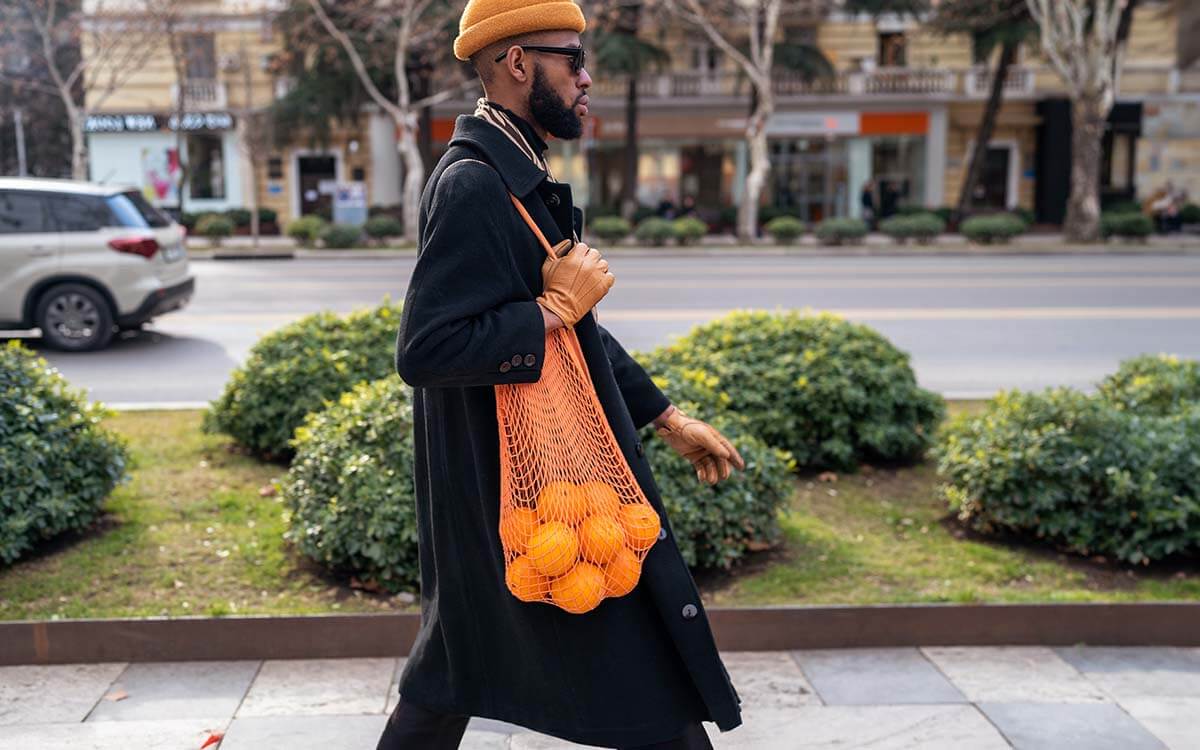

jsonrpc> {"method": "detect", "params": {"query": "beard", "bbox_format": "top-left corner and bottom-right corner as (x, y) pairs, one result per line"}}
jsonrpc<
(529, 63), (583, 140)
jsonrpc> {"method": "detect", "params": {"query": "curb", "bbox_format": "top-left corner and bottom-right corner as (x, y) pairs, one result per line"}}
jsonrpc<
(3, 603), (1198, 665)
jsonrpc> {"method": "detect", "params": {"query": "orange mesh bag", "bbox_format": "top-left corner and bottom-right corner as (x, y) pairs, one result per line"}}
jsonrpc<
(497, 194), (661, 614)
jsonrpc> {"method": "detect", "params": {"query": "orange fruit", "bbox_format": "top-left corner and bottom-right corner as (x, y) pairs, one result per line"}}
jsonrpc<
(578, 514), (626, 565)
(618, 504), (661, 552)
(551, 562), (606, 614)
(505, 555), (548, 602)
(526, 521), (579, 577)
(580, 481), (621, 518)
(537, 482), (588, 526)
(499, 506), (539, 555)
(604, 546), (642, 597)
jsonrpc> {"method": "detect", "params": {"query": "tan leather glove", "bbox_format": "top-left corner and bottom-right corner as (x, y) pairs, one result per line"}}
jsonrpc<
(655, 406), (746, 485)
(536, 241), (614, 328)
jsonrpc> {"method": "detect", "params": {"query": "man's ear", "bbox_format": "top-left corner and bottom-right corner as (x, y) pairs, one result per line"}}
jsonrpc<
(505, 47), (530, 83)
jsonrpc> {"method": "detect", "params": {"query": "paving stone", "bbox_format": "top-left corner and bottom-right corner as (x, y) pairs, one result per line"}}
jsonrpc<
(921, 646), (1108, 703)
(709, 706), (1009, 749)
(236, 657), (396, 717)
(720, 651), (820, 709)
(0, 663), (125, 726)
(1118, 697), (1200, 750)
(793, 648), (967, 705)
(0, 718), (229, 750)
(1053, 647), (1200, 700)
(978, 702), (1168, 750)
(218, 715), (388, 749)
(85, 661), (261, 722)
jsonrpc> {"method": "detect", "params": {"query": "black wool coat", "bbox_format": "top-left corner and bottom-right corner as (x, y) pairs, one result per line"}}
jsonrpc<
(393, 114), (742, 748)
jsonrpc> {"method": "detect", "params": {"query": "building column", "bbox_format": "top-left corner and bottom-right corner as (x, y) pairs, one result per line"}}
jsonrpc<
(847, 137), (872, 220)
(732, 141), (747, 206)
(369, 109), (402, 207)
(925, 105), (948, 208)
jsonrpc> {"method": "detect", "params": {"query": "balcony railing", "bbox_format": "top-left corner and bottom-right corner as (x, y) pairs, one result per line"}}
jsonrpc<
(964, 65), (1036, 98)
(171, 79), (227, 109)
(590, 68), (958, 101)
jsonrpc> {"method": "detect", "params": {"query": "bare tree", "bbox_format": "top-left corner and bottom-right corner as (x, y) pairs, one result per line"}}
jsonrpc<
(663, 0), (783, 241)
(306, 0), (476, 243)
(16, 0), (180, 180)
(1026, 0), (1131, 242)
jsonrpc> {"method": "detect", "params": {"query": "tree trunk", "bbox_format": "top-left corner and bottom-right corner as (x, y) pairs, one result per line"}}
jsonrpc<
(69, 108), (87, 180)
(739, 98), (772, 241)
(957, 39), (1018, 220)
(620, 75), (638, 219)
(1065, 95), (1106, 242)
(397, 111), (424, 244)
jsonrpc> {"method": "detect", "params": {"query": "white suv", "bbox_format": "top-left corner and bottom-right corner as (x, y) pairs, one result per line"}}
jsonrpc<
(0, 178), (194, 351)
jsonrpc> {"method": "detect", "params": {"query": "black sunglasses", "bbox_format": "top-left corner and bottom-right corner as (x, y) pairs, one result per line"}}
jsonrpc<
(495, 45), (586, 73)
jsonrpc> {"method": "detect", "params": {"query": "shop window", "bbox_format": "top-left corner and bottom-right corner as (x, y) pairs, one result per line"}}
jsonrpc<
(878, 32), (907, 68)
(268, 156), (284, 179)
(187, 134), (226, 200)
(183, 34), (217, 79)
(1103, 132), (1136, 192)
(352, 166), (366, 182)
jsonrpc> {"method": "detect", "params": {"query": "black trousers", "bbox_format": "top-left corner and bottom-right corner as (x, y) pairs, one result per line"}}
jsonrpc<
(377, 696), (714, 750)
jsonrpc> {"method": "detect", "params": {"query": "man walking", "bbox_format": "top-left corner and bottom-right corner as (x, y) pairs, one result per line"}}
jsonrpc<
(383, 1), (746, 747)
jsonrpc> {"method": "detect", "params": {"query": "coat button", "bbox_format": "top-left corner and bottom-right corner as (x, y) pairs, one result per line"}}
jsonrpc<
(546, 193), (561, 206)
(499, 361), (512, 373)
(511, 354), (523, 367)
(635, 440), (644, 457)
(681, 603), (698, 620)
(657, 527), (667, 541)
(524, 354), (536, 367)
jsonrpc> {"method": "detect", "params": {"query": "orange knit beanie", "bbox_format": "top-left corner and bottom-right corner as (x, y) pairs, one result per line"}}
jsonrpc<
(454, 0), (587, 62)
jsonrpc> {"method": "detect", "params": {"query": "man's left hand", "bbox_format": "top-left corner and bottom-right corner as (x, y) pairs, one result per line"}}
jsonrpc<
(654, 407), (746, 485)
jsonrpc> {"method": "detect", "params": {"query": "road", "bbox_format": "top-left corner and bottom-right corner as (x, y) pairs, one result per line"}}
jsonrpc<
(8, 253), (1200, 406)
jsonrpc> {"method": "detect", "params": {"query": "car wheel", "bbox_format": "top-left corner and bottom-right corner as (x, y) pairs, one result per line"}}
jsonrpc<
(35, 283), (115, 352)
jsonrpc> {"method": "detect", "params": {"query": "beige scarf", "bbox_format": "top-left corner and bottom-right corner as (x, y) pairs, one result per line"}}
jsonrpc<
(473, 98), (558, 181)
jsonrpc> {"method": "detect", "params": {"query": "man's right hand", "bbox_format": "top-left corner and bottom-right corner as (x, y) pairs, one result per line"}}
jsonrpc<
(535, 241), (614, 328)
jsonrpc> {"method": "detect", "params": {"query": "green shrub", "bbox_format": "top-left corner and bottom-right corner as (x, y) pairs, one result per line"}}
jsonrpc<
(673, 217), (708, 245)
(640, 311), (945, 471)
(258, 208), (278, 224)
(364, 215), (403, 242)
(321, 223), (363, 249)
(590, 216), (633, 243)
(1, 342), (128, 565)
(1013, 207), (1036, 227)
(1181, 203), (1200, 224)
(1098, 354), (1200, 416)
(204, 301), (403, 459)
(1101, 212), (1153, 240)
(180, 212), (200, 232)
(281, 377), (420, 592)
(936, 388), (1200, 564)
(635, 217), (677, 246)
(195, 214), (234, 246)
(815, 217), (869, 246)
(960, 213), (1026, 244)
(879, 213), (946, 245)
(224, 208), (252, 228)
(286, 215), (328, 247)
(764, 216), (806, 244)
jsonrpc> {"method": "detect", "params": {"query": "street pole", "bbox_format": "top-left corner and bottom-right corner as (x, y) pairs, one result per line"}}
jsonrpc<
(14, 108), (27, 177)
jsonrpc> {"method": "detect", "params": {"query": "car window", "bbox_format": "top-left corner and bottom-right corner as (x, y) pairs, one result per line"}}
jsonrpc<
(0, 190), (52, 234)
(47, 193), (116, 232)
(107, 190), (171, 228)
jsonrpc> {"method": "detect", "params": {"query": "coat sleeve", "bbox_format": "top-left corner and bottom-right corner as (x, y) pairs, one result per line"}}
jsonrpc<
(596, 323), (672, 431)
(395, 160), (546, 388)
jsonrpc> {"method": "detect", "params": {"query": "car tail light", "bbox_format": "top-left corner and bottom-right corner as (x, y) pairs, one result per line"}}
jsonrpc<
(109, 237), (160, 259)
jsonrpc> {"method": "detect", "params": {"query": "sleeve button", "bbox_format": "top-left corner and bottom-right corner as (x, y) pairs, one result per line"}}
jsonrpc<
(524, 354), (536, 367)
(499, 361), (512, 373)
(511, 354), (523, 366)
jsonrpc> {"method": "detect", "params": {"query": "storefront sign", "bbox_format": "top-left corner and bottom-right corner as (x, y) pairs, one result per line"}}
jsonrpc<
(333, 182), (368, 226)
(85, 112), (236, 133)
(766, 112), (860, 136)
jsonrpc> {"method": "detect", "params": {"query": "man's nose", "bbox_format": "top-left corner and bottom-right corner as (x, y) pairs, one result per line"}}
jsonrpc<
(577, 67), (592, 89)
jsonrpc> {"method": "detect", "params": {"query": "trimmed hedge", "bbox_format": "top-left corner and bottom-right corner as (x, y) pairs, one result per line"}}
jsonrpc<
(936, 388), (1200, 564)
(815, 217), (868, 246)
(1101, 212), (1153, 240)
(1, 342), (129, 565)
(589, 216), (632, 243)
(322, 223), (363, 249)
(635, 217), (677, 246)
(364, 215), (403, 242)
(639, 311), (945, 471)
(286, 216), (327, 248)
(1098, 353), (1200, 416)
(203, 301), (403, 459)
(195, 214), (234, 245)
(765, 216), (805, 244)
(961, 214), (1026, 244)
(879, 213), (945, 245)
(673, 217), (708, 245)
(281, 377), (420, 592)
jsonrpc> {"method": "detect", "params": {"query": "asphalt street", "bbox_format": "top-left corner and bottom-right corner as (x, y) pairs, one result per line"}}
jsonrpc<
(8, 253), (1200, 406)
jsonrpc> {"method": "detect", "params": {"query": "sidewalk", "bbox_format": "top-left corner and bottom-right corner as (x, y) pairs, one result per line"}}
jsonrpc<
(2, 647), (1195, 749)
(185, 233), (1200, 260)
